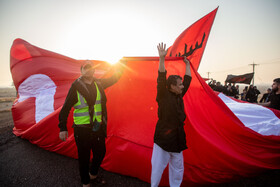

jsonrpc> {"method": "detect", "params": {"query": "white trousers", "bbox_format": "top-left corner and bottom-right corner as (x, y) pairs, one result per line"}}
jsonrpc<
(151, 143), (184, 187)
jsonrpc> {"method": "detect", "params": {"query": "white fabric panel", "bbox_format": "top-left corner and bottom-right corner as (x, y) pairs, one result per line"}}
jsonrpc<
(17, 74), (57, 123)
(218, 93), (280, 136)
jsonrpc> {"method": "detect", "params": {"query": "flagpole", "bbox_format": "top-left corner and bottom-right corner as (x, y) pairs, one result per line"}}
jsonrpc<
(249, 61), (259, 86)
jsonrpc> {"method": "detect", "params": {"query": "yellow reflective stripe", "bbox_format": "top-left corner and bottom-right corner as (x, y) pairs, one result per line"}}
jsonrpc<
(74, 93), (87, 109)
(73, 112), (89, 117)
(73, 92), (81, 108)
(95, 111), (102, 116)
(95, 82), (101, 103)
(93, 82), (102, 122)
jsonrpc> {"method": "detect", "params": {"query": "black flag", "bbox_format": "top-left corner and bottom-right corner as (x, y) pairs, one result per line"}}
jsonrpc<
(225, 73), (254, 84)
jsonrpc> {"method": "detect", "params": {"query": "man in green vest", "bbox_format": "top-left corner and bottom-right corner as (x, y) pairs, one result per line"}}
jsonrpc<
(58, 60), (125, 187)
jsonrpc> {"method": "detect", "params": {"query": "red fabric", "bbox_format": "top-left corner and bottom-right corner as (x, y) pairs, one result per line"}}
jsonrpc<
(10, 8), (280, 185)
(167, 7), (218, 70)
(103, 57), (280, 186)
(10, 38), (111, 158)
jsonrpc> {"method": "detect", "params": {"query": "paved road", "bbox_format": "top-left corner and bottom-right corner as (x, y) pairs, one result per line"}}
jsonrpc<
(0, 126), (150, 187)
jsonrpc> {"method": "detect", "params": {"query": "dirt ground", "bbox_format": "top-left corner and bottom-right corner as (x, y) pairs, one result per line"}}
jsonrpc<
(0, 88), (279, 187)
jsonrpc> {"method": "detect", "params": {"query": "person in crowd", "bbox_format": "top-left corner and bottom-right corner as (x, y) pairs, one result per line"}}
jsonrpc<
(241, 89), (247, 101)
(260, 88), (272, 103)
(151, 43), (192, 187)
(224, 83), (237, 97)
(222, 83), (229, 95)
(252, 86), (261, 103)
(208, 79), (216, 89)
(243, 86), (248, 93)
(230, 83), (238, 98)
(259, 78), (280, 110)
(246, 85), (255, 103)
(58, 60), (125, 187)
(241, 86), (248, 101)
(234, 85), (240, 99)
(213, 81), (224, 93)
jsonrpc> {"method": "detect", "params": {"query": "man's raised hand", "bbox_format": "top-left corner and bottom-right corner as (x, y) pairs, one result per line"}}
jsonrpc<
(157, 43), (168, 58)
(183, 56), (190, 66)
(184, 56), (191, 76)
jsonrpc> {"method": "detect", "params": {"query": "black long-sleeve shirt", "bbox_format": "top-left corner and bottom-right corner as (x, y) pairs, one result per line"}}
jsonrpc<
(154, 71), (192, 153)
(260, 93), (271, 103)
(269, 93), (280, 110)
(58, 72), (123, 135)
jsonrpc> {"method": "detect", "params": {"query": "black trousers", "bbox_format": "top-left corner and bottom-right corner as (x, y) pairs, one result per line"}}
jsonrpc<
(74, 126), (106, 185)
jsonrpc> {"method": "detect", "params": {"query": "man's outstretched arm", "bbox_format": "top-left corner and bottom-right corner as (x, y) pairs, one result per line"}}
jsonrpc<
(157, 43), (168, 72)
(184, 56), (191, 77)
(156, 43), (168, 102)
(100, 59), (127, 89)
(58, 84), (77, 141)
(258, 101), (271, 107)
(182, 56), (192, 96)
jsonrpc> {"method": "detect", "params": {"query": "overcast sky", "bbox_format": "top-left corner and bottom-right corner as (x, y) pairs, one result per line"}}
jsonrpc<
(0, 0), (279, 87)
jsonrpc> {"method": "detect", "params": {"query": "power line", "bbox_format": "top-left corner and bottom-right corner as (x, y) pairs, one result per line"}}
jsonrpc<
(258, 58), (280, 64)
(259, 60), (280, 65)
(208, 65), (248, 74)
(202, 58), (279, 83)
(205, 58), (279, 74)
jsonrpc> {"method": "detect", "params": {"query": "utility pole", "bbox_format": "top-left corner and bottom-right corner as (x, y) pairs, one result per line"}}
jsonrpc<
(249, 62), (259, 86)
(207, 72), (211, 80)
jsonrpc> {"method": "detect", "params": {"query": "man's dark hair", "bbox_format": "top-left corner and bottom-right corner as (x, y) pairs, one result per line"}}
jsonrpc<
(167, 75), (182, 89)
(80, 61), (93, 72)
(273, 78), (280, 84)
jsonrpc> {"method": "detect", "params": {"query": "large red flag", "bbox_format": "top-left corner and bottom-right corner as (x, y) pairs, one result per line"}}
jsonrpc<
(10, 38), (112, 158)
(102, 57), (280, 185)
(10, 8), (280, 186)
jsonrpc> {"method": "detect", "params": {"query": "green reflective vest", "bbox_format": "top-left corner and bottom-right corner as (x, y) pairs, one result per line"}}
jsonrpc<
(73, 82), (102, 125)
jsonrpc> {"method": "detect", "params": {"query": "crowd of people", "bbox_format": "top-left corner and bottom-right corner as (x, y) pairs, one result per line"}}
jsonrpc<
(208, 79), (267, 103)
(209, 78), (280, 111)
